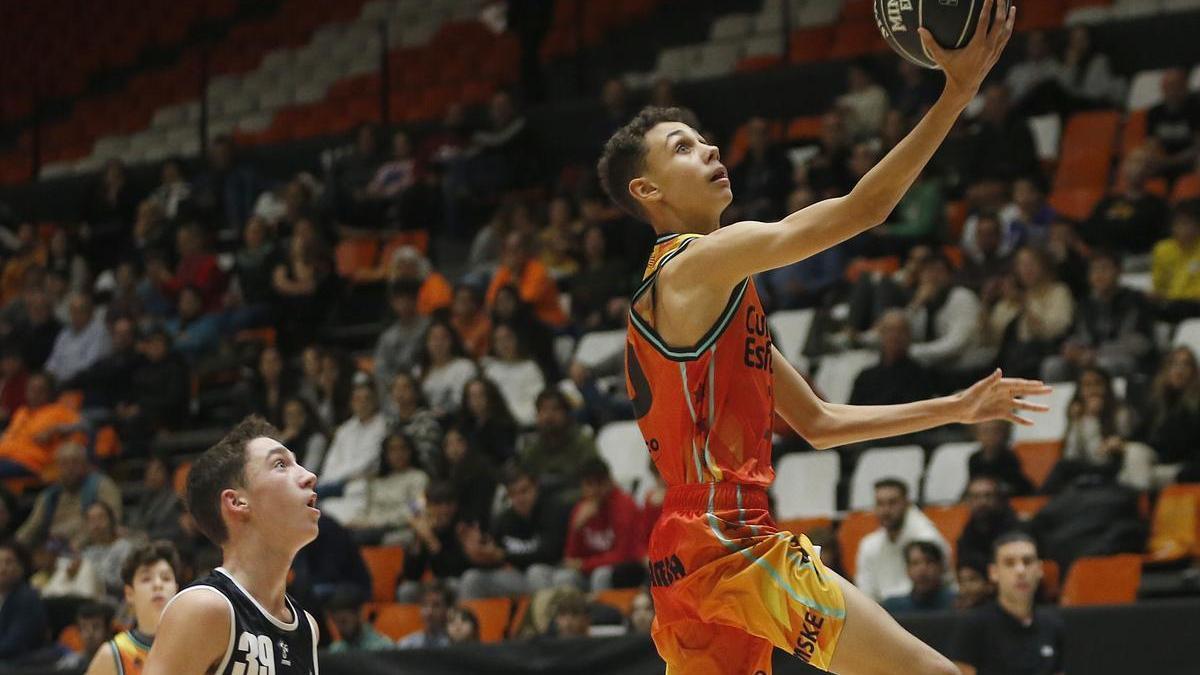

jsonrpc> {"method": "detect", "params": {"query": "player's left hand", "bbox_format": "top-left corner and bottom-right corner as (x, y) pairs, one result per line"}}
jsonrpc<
(955, 368), (1051, 426)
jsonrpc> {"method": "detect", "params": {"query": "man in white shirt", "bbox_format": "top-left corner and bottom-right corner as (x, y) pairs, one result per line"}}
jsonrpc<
(855, 478), (952, 602)
(44, 293), (111, 384)
(320, 379), (387, 489)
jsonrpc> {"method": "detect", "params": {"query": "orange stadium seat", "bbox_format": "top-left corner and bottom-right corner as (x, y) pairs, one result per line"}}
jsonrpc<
(335, 238), (380, 279)
(790, 27), (836, 64)
(361, 546), (406, 603)
(173, 462), (192, 497)
(1171, 173), (1200, 204)
(923, 505), (970, 561)
(373, 603), (423, 640)
(838, 511), (880, 580)
(830, 21), (883, 60)
(787, 115), (824, 141)
(1060, 554), (1142, 607)
(460, 597), (513, 643)
(508, 595), (532, 639)
(737, 55), (783, 73)
(1146, 483), (1200, 563)
(1012, 441), (1063, 491)
(1048, 186), (1105, 222)
(1016, 0), (1066, 31)
(1040, 560), (1061, 602)
(1010, 495), (1050, 520)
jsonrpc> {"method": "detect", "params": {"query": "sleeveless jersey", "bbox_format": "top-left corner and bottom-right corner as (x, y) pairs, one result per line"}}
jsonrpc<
(626, 232), (776, 488)
(108, 630), (151, 675)
(168, 567), (318, 675)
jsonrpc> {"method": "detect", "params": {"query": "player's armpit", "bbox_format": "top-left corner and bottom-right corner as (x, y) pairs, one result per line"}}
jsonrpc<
(83, 643), (118, 675)
(144, 588), (232, 675)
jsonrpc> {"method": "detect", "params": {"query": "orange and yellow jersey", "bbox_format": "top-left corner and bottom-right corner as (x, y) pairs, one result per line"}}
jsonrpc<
(625, 232), (776, 488)
(107, 630), (151, 675)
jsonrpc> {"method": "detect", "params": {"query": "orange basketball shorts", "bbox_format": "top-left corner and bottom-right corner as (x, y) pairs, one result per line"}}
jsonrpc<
(647, 482), (846, 674)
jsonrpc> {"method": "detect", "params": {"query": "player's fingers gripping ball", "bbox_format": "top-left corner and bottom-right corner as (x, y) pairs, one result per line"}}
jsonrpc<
(874, 0), (997, 69)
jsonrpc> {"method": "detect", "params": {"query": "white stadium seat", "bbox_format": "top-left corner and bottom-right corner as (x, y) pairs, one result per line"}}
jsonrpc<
(1027, 114), (1061, 161)
(711, 14), (754, 41)
(769, 309), (815, 368)
(1013, 383), (1076, 444)
(1127, 69), (1166, 111)
(850, 445), (924, 511)
(1119, 272), (1152, 294)
(1190, 64), (1200, 92)
(596, 421), (657, 495)
(791, 0), (840, 27)
(814, 350), (878, 405)
(574, 330), (626, 369)
(772, 451), (840, 519)
(1173, 318), (1200, 356)
(1110, 0), (1163, 19)
(923, 442), (980, 505)
(743, 33), (785, 58)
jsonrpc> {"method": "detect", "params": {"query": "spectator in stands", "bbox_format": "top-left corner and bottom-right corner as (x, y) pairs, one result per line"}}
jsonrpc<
(327, 585), (394, 652)
(651, 77), (678, 108)
(0, 539), (48, 661)
(570, 224), (635, 330)
(115, 328), (190, 455)
(271, 227), (336, 351)
(1043, 249), (1154, 383)
(0, 225), (44, 308)
(149, 158), (192, 222)
(968, 421), (1034, 497)
(418, 320), (478, 417)
(1044, 366), (1154, 492)
(319, 379), (388, 493)
(437, 426), (498, 527)
(729, 117), (791, 222)
(486, 231), (567, 329)
(873, 167), (944, 252)
(131, 200), (171, 264)
(398, 483), (470, 604)
(225, 216), (277, 330)
(844, 244), (930, 336)
(150, 223), (226, 313)
(596, 78), (632, 152)
(881, 541), (956, 615)
(387, 246), (453, 316)
(247, 346), (291, 427)
(1004, 31), (1065, 112)
(762, 188), (848, 310)
(311, 348), (352, 428)
(449, 285), (492, 359)
(0, 372), (81, 479)
(0, 341), (28, 427)
(838, 63), (890, 138)
(366, 130), (419, 204)
(562, 458), (645, 592)
(1045, 221), (1090, 298)
(1140, 346), (1200, 482)
(331, 125), (384, 225)
(958, 475), (1022, 570)
(958, 213), (1013, 294)
(539, 205), (581, 283)
(164, 286), (222, 363)
(1060, 26), (1125, 109)
(855, 478), (951, 602)
(458, 377), (517, 465)
(330, 432), (429, 546)
(518, 389), (599, 494)
(481, 323), (545, 428)
(893, 60), (941, 120)
(964, 84), (1039, 185)
(550, 589), (591, 639)
(954, 557), (995, 610)
(15, 442), (120, 549)
(386, 372), (443, 469)
(1002, 176), (1055, 248)
(59, 600), (114, 671)
(1151, 200), (1200, 320)
(46, 229), (87, 295)
(851, 310), (936, 407)
(458, 464), (570, 600)
(79, 501), (132, 598)
(396, 581), (453, 649)
(1146, 67), (1200, 183)
(374, 280), (431, 402)
(470, 91), (539, 195)
(12, 288), (62, 371)
(952, 532), (1063, 675)
(277, 396), (328, 474)
(492, 283), (559, 381)
(903, 253), (982, 373)
(80, 160), (138, 272)
(293, 514), (371, 603)
(191, 135), (262, 233)
(447, 606), (480, 645)
(124, 455), (182, 542)
(63, 316), (138, 421)
(995, 246), (1075, 379)
(1083, 147), (1170, 255)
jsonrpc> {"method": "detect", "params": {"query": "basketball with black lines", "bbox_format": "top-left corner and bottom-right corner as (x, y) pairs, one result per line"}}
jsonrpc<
(874, 0), (989, 69)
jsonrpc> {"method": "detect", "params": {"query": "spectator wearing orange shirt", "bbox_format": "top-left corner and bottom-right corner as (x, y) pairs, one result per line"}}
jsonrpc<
(486, 231), (567, 329)
(449, 285), (491, 359)
(0, 223), (46, 307)
(388, 246), (452, 316)
(0, 372), (81, 479)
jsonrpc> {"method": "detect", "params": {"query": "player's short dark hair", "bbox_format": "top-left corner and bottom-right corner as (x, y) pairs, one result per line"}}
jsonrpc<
(992, 530), (1038, 561)
(874, 478), (909, 499)
(580, 457), (612, 483)
(903, 540), (945, 566)
(598, 106), (698, 222)
(186, 415), (280, 545)
(76, 600), (115, 625)
(120, 540), (181, 587)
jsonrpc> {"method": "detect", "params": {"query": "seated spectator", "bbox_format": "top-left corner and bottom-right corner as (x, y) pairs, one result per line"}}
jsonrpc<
(365, 130), (419, 202)
(881, 541), (956, 615)
(130, 202), (171, 267)
(1060, 26), (1125, 109)
(149, 223), (226, 313)
(115, 328), (190, 456)
(62, 316), (138, 419)
(957, 213), (1013, 294)
(225, 215), (277, 330)
(1146, 67), (1200, 183)
(386, 372), (443, 469)
(799, 110), (853, 197)
(124, 455), (183, 542)
(951, 532), (1064, 675)
(569, 225), (632, 331)
(518, 389), (600, 494)
(59, 600), (114, 671)
(277, 397), (329, 477)
(246, 346), (291, 426)
(850, 310), (937, 407)
(968, 421), (1034, 496)
(458, 377), (518, 465)
(469, 92), (539, 196)
(36, 537), (102, 600)
(837, 63), (890, 138)
(396, 581), (453, 649)
(44, 293), (110, 385)
(447, 606), (480, 645)
(325, 432), (429, 546)
(331, 125), (383, 225)
(398, 483), (471, 603)
(190, 135), (262, 233)
(996, 247), (1075, 379)
(875, 168), (944, 251)
(1044, 221), (1090, 298)
(954, 557), (995, 611)
(164, 286), (222, 363)
(1139, 347), (1200, 483)
(449, 285), (491, 359)
(272, 227), (337, 351)
(0, 341), (29, 427)
(1004, 31), (1065, 111)
(437, 427), (497, 528)
(760, 189), (847, 311)
(844, 244), (930, 335)
(84, 541), (181, 673)
(481, 323), (545, 428)
(963, 84), (1039, 185)
(550, 589), (592, 639)
(958, 475), (1023, 569)
(80, 160), (137, 273)
(893, 60), (940, 119)
(418, 320), (478, 417)
(10, 289), (61, 375)
(491, 284), (559, 381)
(0, 372), (81, 479)
(539, 197), (582, 281)
(0, 539), (49, 661)
(1042, 249), (1154, 383)
(387, 246), (452, 317)
(374, 280), (431, 402)
(327, 585), (394, 652)
(458, 464), (571, 600)
(1043, 366), (1154, 492)
(319, 380), (388, 492)
(79, 501), (133, 599)
(15, 442), (121, 548)
(855, 478), (951, 602)
(1082, 148), (1170, 255)
(293, 514), (372, 603)
(562, 458), (645, 592)
(311, 348), (352, 428)
(902, 254), (982, 372)
(999, 176), (1055, 248)
(149, 158), (192, 221)
(729, 117), (792, 222)
(486, 231), (567, 329)
(1150, 200), (1200, 320)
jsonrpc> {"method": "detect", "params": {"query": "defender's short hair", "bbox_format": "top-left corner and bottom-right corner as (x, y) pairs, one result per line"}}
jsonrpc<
(597, 106), (698, 222)
(186, 415), (280, 545)
(120, 540), (181, 587)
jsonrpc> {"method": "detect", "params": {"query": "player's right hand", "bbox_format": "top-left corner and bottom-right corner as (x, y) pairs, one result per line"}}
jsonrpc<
(919, 0), (1015, 104)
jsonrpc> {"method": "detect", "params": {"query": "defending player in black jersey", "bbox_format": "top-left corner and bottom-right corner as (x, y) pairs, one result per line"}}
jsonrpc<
(145, 416), (322, 675)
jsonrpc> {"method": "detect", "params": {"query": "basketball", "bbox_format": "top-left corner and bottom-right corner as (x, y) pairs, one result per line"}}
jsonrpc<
(874, 0), (989, 69)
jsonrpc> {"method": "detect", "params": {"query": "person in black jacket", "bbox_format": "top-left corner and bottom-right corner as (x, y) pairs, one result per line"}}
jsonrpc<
(957, 475), (1023, 572)
(115, 327), (190, 456)
(458, 464), (570, 600)
(968, 420), (1035, 496)
(63, 316), (140, 415)
(397, 482), (471, 603)
(0, 539), (49, 661)
(292, 514), (371, 604)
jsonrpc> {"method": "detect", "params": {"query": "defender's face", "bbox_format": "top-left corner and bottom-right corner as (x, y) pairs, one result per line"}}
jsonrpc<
(242, 437), (320, 546)
(640, 123), (731, 216)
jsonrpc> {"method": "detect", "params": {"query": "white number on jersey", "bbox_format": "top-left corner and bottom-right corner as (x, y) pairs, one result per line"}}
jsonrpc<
(230, 632), (276, 675)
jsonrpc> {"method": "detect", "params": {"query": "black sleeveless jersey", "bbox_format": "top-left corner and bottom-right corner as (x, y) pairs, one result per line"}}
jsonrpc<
(172, 567), (318, 675)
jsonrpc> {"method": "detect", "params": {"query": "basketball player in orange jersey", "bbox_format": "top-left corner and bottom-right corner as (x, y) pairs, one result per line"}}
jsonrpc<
(600, 2), (1036, 673)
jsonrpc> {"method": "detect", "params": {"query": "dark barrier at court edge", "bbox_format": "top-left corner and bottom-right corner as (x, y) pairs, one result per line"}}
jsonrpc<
(2, 598), (1196, 675)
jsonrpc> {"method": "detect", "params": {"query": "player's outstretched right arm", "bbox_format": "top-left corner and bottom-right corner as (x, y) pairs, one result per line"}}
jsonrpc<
(680, 0), (1015, 290)
(144, 588), (232, 675)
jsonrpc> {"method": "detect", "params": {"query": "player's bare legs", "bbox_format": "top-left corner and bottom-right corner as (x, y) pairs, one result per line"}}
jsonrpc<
(828, 571), (958, 675)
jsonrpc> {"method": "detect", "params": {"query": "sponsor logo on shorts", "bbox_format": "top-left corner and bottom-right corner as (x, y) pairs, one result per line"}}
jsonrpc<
(649, 554), (687, 588)
(793, 611), (826, 663)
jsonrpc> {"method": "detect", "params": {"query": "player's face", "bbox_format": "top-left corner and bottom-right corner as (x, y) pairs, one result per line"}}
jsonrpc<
(639, 122), (732, 219)
(990, 540), (1041, 602)
(242, 437), (320, 546)
(125, 560), (178, 630)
